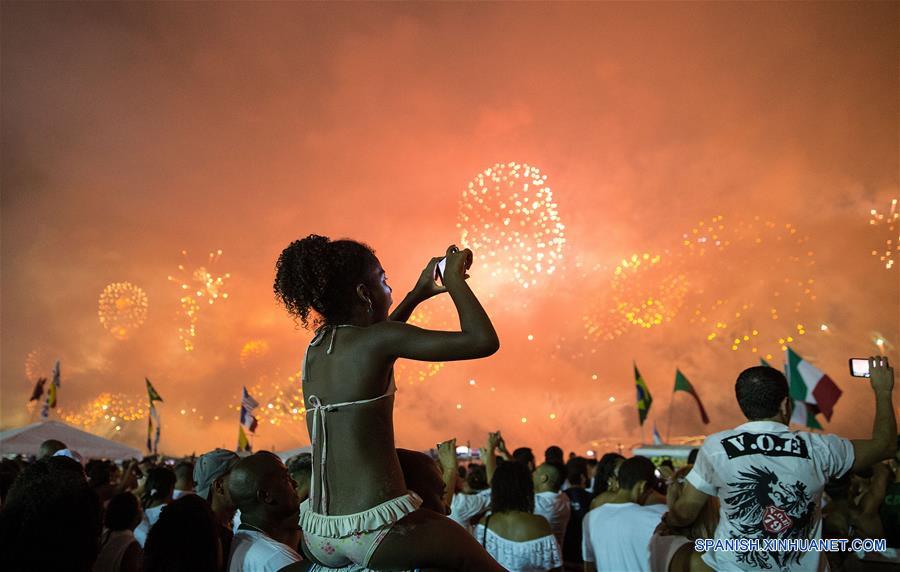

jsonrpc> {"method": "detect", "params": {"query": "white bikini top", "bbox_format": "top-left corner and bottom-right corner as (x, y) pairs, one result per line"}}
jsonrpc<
(303, 324), (397, 514)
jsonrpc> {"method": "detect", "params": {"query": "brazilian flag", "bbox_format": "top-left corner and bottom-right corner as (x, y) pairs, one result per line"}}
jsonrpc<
(634, 362), (653, 426)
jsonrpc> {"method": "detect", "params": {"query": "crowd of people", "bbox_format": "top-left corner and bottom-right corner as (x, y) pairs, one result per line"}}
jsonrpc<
(1, 237), (898, 571)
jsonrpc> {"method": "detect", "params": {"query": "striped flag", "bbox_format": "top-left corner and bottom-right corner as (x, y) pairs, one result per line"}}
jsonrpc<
(40, 361), (61, 419)
(146, 379), (163, 454)
(673, 369), (710, 424)
(786, 348), (842, 421)
(634, 362), (653, 426)
(760, 357), (823, 430)
(238, 387), (259, 452)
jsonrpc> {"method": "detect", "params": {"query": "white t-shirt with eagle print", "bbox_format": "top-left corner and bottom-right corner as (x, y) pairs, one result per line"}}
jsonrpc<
(687, 420), (854, 572)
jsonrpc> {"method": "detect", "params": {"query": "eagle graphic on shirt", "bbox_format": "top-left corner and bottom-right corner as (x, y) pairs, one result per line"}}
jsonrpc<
(724, 466), (817, 569)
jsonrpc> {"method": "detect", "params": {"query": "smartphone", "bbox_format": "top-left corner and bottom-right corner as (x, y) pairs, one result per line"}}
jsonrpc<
(849, 358), (870, 378)
(434, 251), (472, 284)
(434, 257), (448, 284)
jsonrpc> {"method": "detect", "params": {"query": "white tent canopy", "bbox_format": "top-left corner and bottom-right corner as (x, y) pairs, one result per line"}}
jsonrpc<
(0, 420), (142, 460)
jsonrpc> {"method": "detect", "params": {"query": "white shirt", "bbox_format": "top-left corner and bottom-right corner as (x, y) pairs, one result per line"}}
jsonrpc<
(450, 489), (492, 534)
(582, 502), (666, 571)
(133, 504), (165, 548)
(172, 489), (194, 500)
(228, 529), (301, 572)
(687, 420), (854, 571)
(533, 491), (571, 548)
(475, 524), (562, 571)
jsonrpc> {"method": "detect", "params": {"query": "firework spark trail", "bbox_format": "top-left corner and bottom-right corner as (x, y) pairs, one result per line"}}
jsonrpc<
(869, 198), (899, 270)
(168, 250), (231, 351)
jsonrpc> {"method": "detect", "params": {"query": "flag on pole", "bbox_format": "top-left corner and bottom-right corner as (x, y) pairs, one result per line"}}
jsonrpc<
(146, 378), (163, 454)
(238, 387), (259, 452)
(760, 357), (824, 429)
(41, 361), (61, 419)
(652, 423), (664, 445)
(634, 362), (653, 426)
(786, 348), (842, 421)
(29, 378), (47, 402)
(237, 426), (252, 453)
(790, 400), (823, 430)
(673, 369), (710, 424)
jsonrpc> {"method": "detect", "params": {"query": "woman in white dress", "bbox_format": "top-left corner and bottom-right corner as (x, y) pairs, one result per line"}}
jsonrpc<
(475, 459), (563, 571)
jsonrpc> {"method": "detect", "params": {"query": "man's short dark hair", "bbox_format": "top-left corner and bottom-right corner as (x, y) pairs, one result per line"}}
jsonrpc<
(617, 456), (656, 492)
(512, 447), (535, 469)
(544, 445), (564, 465)
(735, 366), (789, 420)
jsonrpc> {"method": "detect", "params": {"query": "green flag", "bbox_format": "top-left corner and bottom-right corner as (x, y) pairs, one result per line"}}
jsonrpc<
(674, 369), (710, 424)
(634, 362), (653, 426)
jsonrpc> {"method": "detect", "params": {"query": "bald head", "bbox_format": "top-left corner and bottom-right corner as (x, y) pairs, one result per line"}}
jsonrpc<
(227, 452), (298, 523)
(533, 462), (564, 493)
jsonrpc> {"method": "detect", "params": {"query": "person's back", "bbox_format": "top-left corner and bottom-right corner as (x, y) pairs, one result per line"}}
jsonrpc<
(135, 466), (176, 548)
(274, 237), (503, 570)
(667, 362), (897, 572)
(144, 494), (221, 572)
(561, 461), (592, 567)
(532, 463), (570, 548)
(476, 461), (562, 571)
(582, 457), (666, 572)
(94, 492), (143, 572)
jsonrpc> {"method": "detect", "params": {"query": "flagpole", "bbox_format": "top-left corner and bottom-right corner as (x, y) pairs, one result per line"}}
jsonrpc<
(667, 387), (675, 443)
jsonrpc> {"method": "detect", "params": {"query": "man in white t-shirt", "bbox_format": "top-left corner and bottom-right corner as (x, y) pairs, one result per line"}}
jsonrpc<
(228, 452), (302, 572)
(582, 456), (666, 571)
(667, 359), (897, 571)
(449, 487), (492, 534)
(532, 462), (571, 548)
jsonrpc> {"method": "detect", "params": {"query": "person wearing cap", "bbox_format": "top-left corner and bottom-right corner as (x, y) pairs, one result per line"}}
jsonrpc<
(195, 448), (241, 570)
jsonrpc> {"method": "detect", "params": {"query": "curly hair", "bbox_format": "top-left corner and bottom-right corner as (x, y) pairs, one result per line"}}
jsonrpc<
(273, 234), (379, 328)
(0, 457), (102, 571)
(490, 460), (534, 514)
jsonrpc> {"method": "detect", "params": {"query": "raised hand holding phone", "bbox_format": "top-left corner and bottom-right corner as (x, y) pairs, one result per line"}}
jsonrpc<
(435, 245), (473, 285)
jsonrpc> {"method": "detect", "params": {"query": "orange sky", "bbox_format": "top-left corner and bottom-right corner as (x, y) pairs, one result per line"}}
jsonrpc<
(2, 2), (898, 457)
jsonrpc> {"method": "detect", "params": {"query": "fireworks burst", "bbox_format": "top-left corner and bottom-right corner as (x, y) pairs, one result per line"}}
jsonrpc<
(583, 253), (687, 341)
(59, 392), (145, 431)
(869, 198), (898, 270)
(243, 370), (307, 427)
(25, 349), (53, 382)
(458, 162), (566, 290)
(240, 340), (271, 369)
(168, 250), (231, 351)
(678, 216), (819, 357)
(98, 282), (149, 340)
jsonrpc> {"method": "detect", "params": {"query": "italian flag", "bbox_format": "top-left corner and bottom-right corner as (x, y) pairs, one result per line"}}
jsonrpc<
(790, 400), (823, 430)
(760, 357), (823, 430)
(786, 348), (842, 421)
